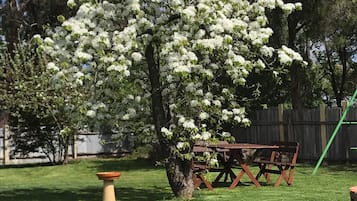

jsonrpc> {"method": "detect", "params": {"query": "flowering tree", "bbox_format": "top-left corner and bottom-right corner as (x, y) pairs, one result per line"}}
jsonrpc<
(0, 41), (84, 164)
(36, 0), (303, 198)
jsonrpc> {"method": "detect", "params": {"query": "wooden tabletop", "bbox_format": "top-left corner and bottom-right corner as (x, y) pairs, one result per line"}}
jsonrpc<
(208, 143), (278, 149)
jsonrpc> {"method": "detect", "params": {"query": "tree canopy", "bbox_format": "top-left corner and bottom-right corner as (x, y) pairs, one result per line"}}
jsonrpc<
(34, 0), (303, 198)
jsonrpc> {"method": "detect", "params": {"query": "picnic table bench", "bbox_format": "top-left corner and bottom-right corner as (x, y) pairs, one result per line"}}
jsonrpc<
(254, 141), (300, 187)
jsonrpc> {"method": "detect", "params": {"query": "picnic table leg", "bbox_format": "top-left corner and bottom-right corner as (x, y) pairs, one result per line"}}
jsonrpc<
(229, 170), (245, 189)
(240, 163), (261, 187)
(213, 156), (236, 183)
(214, 171), (225, 183)
(229, 151), (261, 189)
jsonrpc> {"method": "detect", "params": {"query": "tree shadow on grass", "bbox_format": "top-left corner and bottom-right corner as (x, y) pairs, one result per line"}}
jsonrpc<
(0, 186), (173, 201)
(0, 187), (102, 201)
(316, 163), (357, 173)
(90, 158), (164, 172)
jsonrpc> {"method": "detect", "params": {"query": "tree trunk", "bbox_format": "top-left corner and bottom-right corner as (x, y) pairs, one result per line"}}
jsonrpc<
(290, 61), (304, 110)
(288, 13), (304, 110)
(165, 153), (194, 199)
(267, 8), (285, 48)
(145, 42), (194, 199)
(2, 0), (22, 54)
(63, 135), (70, 165)
(324, 40), (343, 107)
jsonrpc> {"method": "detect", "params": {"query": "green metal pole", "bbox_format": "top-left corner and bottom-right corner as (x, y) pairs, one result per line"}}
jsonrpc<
(312, 88), (357, 175)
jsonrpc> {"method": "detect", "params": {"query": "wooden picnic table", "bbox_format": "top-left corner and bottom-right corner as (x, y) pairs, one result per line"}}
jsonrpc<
(208, 143), (279, 189)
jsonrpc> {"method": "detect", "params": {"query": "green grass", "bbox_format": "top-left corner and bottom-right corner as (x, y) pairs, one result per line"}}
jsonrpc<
(0, 158), (357, 201)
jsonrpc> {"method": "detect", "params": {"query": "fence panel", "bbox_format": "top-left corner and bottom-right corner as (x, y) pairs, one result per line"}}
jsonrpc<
(235, 107), (280, 144)
(286, 108), (321, 161)
(234, 104), (357, 162)
(3, 105), (357, 165)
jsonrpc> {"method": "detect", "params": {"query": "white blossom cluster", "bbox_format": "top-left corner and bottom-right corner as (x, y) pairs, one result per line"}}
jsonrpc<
(278, 45), (304, 65)
(37, 0), (303, 158)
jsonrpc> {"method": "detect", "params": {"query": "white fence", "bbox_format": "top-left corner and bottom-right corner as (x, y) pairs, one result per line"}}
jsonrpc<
(0, 129), (133, 165)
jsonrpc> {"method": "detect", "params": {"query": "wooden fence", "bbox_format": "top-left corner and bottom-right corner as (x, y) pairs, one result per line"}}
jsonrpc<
(2, 103), (357, 165)
(234, 103), (357, 162)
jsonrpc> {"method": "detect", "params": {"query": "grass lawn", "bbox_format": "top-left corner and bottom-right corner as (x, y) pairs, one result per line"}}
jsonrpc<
(0, 157), (357, 201)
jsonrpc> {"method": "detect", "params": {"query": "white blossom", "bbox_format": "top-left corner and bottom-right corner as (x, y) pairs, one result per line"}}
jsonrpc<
(182, 6), (196, 18)
(86, 110), (96, 118)
(185, 83), (196, 92)
(47, 62), (60, 71)
(199, 112), (210, 120)
(122, 114), (130, 120)
(201, 131), (211, 140)
(67, 0), (77, 9)
(260, 45), (274, 57)
(74, 72), (84, 79)
(135, 96), (141, 102)
(177, 142), (185, 149)
(190, 100), (199, 107)
(33, 34), (41, 40)
(44, 37), (54, 45)
(107, 64), (128, 72)
(256, 59), (266, 69)
(233, 108), (244, 115)
(75, 50), (93, 61)
(131, 52), (143, 62)
(282, 45), (303, 61)
(174, 65), (191, 73)
(242, 118), (251, 126)
(128, 0), (140, 11)
(127, 108), (136, 116)
(295, 3), (303, 11)
(161, 127), (173, 138)
(234, 116), (242, 122)
(278, 45), (303, 65)
(195, 89), (204, 96)
(278, 52), (293, 65)
(209, 158), (218, 166)
(53, 71), (65, 80)
(213, 100), (222, 107)
(183, 119), (197, 129)
(202, 99), (211, 106)
(281, 3), (296, 14)
(221, 132), (231, 137)
(178, 116), (186, 125)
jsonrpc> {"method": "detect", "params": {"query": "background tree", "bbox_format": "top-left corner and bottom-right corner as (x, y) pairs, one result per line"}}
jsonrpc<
(0, 40), (86, 164)
(0, 0), (79, 163)
(0, 0), (75, 53)
(37, 0), (303, 199)
(311, 0), (357, 106)
(257, 0), (325, 109)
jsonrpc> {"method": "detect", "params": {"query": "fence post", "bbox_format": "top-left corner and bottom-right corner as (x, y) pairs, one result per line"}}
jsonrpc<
(3, 113), (10, 165)
(72, 135), (77, 159)
(341, 101), (349, 163)
(278, 104), (285, 141)
(320, 103), (327, 161)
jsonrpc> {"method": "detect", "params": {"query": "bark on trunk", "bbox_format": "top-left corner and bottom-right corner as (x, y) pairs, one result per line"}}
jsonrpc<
(145, 42), (194, 199)
(165, 154), (194, 199)
(290, 61), (304, 110)
(63, 135), (70, 165)
(2, 0), (22, 54)
(267, 8), (285, 48)
(288, 14), (304, 110)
